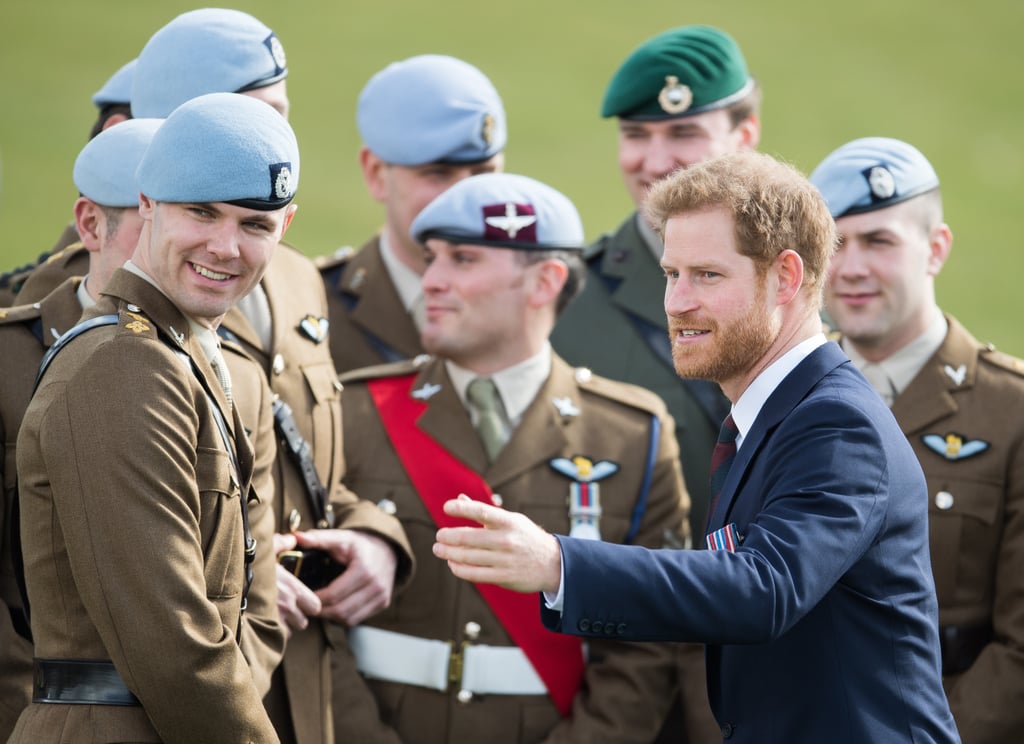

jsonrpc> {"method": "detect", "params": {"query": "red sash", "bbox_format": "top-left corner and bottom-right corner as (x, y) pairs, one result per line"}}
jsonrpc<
(367, 374), (585, 717)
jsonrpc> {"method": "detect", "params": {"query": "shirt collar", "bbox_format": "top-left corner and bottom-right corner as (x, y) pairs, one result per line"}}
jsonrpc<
(446, 343), (553, 426)
(731, 333), (828, 449)
(379, 231), (423, 313)
(841, 310), (947, 403)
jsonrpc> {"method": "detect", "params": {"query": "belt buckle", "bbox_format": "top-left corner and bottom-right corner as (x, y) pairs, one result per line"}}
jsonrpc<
(447, 640), (468, 689)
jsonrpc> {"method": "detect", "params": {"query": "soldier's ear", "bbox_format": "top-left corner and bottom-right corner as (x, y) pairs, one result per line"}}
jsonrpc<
(526, 256), (569, 310)
(73, 197), (103, 254)
(926, 223), (952, 278)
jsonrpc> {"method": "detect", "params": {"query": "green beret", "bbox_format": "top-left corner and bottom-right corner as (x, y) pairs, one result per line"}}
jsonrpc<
(601, 25), (754, 120)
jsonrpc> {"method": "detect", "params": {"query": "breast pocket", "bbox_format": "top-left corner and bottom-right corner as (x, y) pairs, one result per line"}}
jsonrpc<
(927, 475), (1003, 606)
(196, 445), (244, 601)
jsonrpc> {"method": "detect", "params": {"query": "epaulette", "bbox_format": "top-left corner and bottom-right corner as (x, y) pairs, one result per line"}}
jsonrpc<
(980, 343), (1024, 379)
(313, 245), (356, 271)
(0, 301), (44, 325)
(338, 353), (431, 385)
(573, 366), (667, 415)
(42, 243), (87, 267)
(114, 305), (160, 340)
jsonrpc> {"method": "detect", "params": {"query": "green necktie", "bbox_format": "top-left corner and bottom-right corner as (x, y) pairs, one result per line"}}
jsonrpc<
(466, 377), (509, 463)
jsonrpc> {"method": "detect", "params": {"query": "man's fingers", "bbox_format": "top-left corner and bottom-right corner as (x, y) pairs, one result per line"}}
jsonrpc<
(442, 495), (509, 527)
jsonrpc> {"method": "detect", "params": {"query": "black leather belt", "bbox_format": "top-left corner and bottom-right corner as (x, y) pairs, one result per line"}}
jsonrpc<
(939, 623), (992, 676)
(33, 659), (140, 706)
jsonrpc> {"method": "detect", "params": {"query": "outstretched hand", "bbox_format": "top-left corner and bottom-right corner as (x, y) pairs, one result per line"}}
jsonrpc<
(432, 494), (562, 594)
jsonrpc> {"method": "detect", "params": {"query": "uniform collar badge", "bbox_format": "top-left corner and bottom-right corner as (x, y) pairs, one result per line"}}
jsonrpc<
(123, 310), (151, 335)
(922, 432), (989, 461)
(552, 396), (580, 417)
(550, 456), (620, 541)
(658, 75), (693, 115)
(944, 363), (967, 386)
(411, 381), (442, 400)
(299, 314), (329, 344)
(169, 326), (186, 346)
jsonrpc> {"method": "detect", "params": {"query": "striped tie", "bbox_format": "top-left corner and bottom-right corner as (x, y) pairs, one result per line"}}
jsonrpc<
(707, 414), (739, 528)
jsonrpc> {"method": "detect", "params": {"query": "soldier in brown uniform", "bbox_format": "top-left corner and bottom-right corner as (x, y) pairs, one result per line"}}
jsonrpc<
(317, 54), (506, 374)
(11, 92), (296, 744)
(331, 173), (687, 743)
(811, 137), (1024, 743)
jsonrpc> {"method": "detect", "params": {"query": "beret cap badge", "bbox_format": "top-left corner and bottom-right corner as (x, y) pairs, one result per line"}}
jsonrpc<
(866, 165), (897, 202)
(481, 113), (495, 147)
(658, 76), (693, 115)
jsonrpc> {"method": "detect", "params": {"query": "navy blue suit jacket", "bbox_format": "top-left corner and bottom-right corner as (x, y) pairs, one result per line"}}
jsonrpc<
(542, 342), (960, 743)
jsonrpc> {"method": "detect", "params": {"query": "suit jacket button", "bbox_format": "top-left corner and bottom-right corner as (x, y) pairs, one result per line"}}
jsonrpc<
(578, 619), (590, 632)
(591, 620), (603, 633)
(721, 722), (734, 739)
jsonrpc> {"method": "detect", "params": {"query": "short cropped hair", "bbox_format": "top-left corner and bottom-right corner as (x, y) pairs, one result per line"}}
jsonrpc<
(518, 249), (586, 316)
(644, 151), (837, 297)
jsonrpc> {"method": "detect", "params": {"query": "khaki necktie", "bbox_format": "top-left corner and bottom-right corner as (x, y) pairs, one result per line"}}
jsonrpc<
(210, 343), (233, 409)
(466, 377), (509, 463)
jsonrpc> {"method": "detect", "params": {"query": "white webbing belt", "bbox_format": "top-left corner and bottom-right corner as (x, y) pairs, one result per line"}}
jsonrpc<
(348, 625), (547, 695)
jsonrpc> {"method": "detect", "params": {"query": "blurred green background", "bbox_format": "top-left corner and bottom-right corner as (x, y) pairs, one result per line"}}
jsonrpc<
(1, 0), (1021, 356)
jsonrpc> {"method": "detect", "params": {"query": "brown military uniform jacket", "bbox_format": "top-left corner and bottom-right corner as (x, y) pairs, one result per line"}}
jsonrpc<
(889, 315), (1024, 742)
(0, 278), (84, 737)
(316, 236), (424, 375)
(331, 354), (687, 744)
(222, 244), (414, 744)
(11, 270), (279, 743)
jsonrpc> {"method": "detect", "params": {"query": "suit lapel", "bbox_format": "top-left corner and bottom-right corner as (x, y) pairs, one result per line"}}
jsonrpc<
(414, 360), (490, 474)
(708, 343), (848, 530)
(598, 215), (669, 329)
(487, 357), (574, 489)
(892, 317), (972, 434)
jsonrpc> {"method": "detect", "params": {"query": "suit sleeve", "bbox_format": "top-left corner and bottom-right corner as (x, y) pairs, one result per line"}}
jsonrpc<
(544, 395), (892, 644)
(543, 408), (686, 743)
(945, 428), (1024, 741)
(45, 341), (278, 742)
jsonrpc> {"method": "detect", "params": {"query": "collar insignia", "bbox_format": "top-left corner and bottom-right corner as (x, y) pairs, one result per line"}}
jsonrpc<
(299, 315), (329, 344)
(124, 310), (151, 335)
(944, 363), (967, 386)
(658, 75), (693, 115)
(922, 433), (989, 461)
(412, 382), (442, 400)
(169, 326), (186, 346)
(552, 396), (580, 417)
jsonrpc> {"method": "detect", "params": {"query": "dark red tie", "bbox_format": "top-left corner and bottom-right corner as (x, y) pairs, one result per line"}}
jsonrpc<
(707, 414), (739, 528)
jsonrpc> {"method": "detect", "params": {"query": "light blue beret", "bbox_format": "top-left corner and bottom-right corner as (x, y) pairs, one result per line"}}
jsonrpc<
(410, 173), (583, 250)
(132, 8), (287, 118)
(809, 137), (940, 219)
(73, 118), (162, 207)
(358, 54), (506, 166)
(136, 93), (298, 210)
(91, 59), (137, 108)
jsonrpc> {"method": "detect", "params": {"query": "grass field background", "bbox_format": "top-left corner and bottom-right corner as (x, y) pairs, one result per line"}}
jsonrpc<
(1, 0), (1021, 357)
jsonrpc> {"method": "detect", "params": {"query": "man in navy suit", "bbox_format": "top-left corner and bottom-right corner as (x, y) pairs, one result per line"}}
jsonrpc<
(434, 151), (960, 743)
